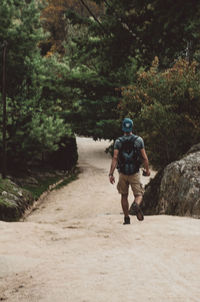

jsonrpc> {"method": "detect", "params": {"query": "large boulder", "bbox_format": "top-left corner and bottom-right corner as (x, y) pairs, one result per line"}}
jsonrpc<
(142, 146), (200, 218)
(186, 142), (200, 155)
(141, 169), (164, 215)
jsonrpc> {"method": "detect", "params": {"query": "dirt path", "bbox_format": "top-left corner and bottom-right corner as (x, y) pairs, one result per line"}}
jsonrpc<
(0, 137), (200, 302)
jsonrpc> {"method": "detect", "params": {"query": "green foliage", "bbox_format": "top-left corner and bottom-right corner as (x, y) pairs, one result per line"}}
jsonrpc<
(29, 114), (68, 152)
(0, 0), (44, 98)
(67, 71), (122, 140)
(47, 136), (78, 171)
(54, 174), (78, 191)
(0, 1), (78, 172)
(24, 175), (62, 200)
(65, 0), (200, 69)
(59, 26), (139, 140)
(24, 173), (78, 200)
(61, 0), (200, 142)
(120, 58), (200, 168)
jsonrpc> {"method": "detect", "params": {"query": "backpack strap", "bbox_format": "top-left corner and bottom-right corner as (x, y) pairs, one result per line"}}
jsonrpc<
(131, 135), (139, 146)
(118, 135), (139, 147)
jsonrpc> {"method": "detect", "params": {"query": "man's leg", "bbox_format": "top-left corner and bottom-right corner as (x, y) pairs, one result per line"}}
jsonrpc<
(129, 173), (144, 221)
(117, 174), (130, 224)
(121, 193), (129, 217)
(121, 194), (130, 224)
(135, 194), (142, 206)
(134, 194), (144, 220)
(129, 195), (144, 220)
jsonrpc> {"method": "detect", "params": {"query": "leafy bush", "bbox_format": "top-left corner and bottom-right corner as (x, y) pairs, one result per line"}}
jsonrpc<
(119, 58), (200, 169)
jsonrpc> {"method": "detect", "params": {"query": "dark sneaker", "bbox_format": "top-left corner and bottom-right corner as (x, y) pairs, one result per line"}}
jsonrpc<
(129, 202), (144, 221)
(129, 202), (137, 216)
(123, 216), (130, 225)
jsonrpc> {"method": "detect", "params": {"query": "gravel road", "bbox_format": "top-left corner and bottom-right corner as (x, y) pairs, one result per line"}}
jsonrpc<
(0, 137), (199, 302)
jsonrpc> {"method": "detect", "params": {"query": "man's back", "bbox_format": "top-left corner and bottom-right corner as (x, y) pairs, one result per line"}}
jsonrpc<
(114, 134), (144, 175)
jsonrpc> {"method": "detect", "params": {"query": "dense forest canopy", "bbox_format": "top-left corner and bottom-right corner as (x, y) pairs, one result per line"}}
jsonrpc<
(0, 0), (200, 172)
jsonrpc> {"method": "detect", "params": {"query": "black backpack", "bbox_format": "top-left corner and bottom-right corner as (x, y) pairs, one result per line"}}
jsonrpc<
(118, 135), (142, 175)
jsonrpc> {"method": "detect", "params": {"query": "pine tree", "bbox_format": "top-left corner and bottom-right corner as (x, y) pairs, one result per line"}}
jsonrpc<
(0, 0), (78, 170)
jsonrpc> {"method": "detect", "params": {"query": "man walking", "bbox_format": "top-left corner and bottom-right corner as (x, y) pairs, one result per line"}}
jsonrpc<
(109, 118), (150, 225)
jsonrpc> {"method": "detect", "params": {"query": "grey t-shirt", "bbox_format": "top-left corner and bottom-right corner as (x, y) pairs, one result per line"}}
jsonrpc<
(114, 134), (144, 151)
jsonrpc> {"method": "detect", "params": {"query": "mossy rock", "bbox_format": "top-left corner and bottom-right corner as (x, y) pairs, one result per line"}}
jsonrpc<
(0, 177), (33, 222)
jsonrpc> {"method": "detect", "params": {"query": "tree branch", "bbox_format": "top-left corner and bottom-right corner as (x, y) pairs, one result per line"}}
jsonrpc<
(78, 0), (107, 34)
(103, 0), (136, 38)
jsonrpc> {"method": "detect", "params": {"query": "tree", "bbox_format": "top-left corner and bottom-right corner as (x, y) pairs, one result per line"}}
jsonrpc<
(55, 0), (200, 143)
(0, 0), (43, 98)
(40, 0), (104, 55)
(64, 0), (200, 69)
(0, 0), (78, 171)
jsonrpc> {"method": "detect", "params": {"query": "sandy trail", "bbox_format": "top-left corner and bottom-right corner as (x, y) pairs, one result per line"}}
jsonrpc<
(0, 137), (200, 302)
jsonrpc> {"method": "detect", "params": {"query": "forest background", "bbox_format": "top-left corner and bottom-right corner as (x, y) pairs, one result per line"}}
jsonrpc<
(0, 0), (200, 177)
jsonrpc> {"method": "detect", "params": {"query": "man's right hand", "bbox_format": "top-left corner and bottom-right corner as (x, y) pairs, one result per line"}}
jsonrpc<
(109, 175), (115, 184)
(142, 169), (150, 177)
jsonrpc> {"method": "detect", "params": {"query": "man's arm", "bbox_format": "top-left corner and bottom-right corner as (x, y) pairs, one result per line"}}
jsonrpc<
(140, 148), (150, 176)
(109, 149), (119, 184)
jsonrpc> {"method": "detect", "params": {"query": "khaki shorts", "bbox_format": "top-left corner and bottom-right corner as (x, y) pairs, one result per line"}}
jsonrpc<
(117, 172), (144, 196)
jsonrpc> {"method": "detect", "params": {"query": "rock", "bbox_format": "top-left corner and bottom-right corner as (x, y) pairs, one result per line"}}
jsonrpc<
(2, 189), (19, 202)
(4, 198), (17, 206)
(5, 192), (19, 202)
(142, 169), (164, 215)
(186, 143), (200, 155)
(0, 179), (34, 221)
(18, 191), (23, 197)
(158, 151), (200, 218)
(142, 148), (200, 218)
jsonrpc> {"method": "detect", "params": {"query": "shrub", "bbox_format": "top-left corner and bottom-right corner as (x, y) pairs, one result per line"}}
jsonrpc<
(119, 58), (200, 169)
(46, 135), (78, 171)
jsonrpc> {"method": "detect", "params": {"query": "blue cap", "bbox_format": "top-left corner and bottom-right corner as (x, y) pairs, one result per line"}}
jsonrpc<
(122, 118), (133, 133)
